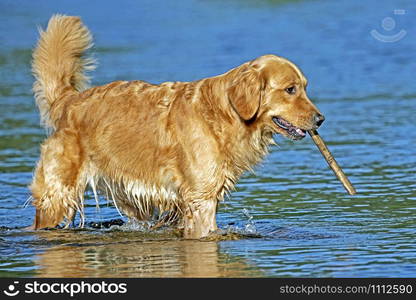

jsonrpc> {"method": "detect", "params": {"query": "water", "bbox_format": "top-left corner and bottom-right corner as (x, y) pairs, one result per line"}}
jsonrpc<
(1, 0), (415, 277)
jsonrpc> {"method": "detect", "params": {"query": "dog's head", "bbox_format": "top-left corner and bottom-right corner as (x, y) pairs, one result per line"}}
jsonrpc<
(227, 55), (324, 140)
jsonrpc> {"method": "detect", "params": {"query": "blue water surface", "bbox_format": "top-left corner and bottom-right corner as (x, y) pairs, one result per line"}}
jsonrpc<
(0, 0), (415, 277)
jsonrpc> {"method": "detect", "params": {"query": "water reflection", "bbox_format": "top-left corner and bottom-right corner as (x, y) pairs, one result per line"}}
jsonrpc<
(34, 234), (263, 277)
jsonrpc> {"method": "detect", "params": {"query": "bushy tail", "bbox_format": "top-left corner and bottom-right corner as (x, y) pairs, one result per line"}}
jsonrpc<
(32, 14), (95, 130)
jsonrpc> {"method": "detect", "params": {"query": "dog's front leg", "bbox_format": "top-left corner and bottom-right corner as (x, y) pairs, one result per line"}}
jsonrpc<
(183, 199), (218, 239)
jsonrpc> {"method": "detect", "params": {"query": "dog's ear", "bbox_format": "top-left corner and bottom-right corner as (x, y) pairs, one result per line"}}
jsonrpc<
(227, 66), (265, 121)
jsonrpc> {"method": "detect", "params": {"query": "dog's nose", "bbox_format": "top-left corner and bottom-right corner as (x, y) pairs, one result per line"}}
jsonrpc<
(314, 113), (325, 128)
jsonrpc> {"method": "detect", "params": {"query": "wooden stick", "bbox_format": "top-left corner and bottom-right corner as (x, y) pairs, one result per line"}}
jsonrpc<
(308, 129), (356, 195)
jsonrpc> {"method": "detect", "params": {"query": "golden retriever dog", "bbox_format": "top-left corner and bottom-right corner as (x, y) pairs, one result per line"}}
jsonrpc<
(29, 15), (324, 239)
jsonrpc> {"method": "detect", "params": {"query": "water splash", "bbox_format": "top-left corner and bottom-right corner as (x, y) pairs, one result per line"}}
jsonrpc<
(86, 208), (263, 239)
(88, 219), (156, 232)
(242, 208), (258, 235)
(217, 208), (262, 238)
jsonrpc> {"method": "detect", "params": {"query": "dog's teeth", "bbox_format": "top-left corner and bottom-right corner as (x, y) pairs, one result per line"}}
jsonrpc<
(295, 128), (305, 136)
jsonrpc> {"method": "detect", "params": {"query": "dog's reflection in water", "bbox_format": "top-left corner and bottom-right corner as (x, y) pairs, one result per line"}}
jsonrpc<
(34, 237), (262, 277)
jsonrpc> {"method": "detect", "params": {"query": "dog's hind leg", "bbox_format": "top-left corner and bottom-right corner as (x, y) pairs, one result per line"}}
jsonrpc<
(30, 130), (85, 229)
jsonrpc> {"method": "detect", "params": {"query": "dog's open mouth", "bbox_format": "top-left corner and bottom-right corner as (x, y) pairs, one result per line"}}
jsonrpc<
(272, 117), (306, 140)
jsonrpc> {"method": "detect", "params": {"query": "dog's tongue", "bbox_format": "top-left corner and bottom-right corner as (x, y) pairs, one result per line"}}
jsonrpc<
(280, 118), (291, 127)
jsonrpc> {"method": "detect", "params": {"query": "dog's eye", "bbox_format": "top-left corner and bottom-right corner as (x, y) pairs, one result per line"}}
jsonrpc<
(285, 86), (296, 95)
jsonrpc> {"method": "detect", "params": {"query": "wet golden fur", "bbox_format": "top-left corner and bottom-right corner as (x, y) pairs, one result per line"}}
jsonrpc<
(30, 15), (323, 238)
